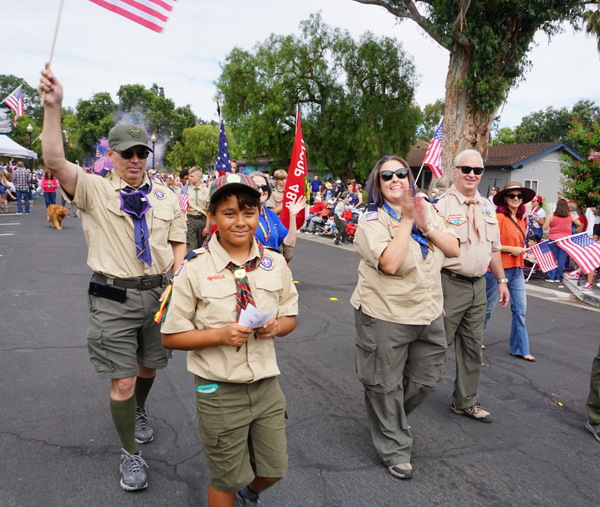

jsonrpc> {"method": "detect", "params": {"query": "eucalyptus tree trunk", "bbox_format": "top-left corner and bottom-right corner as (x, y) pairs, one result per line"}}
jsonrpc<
(435, 43), (497, 191)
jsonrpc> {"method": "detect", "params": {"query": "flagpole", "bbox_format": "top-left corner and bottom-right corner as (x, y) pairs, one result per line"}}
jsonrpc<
(414, 162), (425, 187)
(40, 0), (65, 105)
(295, 103), (298, 135)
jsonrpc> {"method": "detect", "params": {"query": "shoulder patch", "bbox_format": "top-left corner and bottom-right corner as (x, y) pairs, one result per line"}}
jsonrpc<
(184, 251), (198, 261)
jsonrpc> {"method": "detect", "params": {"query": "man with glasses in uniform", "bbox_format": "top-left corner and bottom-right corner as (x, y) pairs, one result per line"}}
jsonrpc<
(435, 149), (510, 423)
(38, 68), (186, 492)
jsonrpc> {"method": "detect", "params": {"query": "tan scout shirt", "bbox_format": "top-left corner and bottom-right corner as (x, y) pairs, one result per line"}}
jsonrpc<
(62, 167), (187, 278)
(436, 185), (501, 278)
(350, 201), (457, 325)
(266, 186), (284, 210)
(160, 235), (299, 383)
(187, 184), (210, 216)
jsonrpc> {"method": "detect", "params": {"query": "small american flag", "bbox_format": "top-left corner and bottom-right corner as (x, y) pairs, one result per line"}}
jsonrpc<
(89, 0), (177, 33)
(2, 85), (24, 126)
(557, 233), (600, 274)
(216, 118), (231, 176)
(531, 241), (558, 273)
(34, 133), (43, 143)
(96, 147), (101, 158)
(62, 130), (69, 142)
(423, 119), (443, 179)
(178, 183), (188, 211)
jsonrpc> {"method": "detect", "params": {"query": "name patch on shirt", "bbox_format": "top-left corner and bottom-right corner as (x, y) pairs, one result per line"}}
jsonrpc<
(207, 274), (226, 281)
(260, 255), (275, 271)
(447, 214), (467, 226)
(154, 189), (166, 200)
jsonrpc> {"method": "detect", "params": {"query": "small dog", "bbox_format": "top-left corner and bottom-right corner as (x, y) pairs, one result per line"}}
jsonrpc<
(46, 204), (69, 230)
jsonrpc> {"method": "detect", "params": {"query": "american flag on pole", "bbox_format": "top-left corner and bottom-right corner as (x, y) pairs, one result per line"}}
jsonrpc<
(34, 133), (43, 143)
(2, 85), (24, 126)
(178, 183), (188, 211)
(216, 113), (232, 177)
(96, 146), (101, 158)
(423, 119), (443, 179)
(62, 130), (69, 143)
(89, 0), (177, 33)
(530, 241), (558, 273)
(556, 233), (600, 274)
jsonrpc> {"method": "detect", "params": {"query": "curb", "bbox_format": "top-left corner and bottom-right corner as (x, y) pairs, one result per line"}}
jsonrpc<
(563, 276), (600, 307)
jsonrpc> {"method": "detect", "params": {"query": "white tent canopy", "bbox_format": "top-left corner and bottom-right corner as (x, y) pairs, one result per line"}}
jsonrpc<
(0, 135), (38, 159)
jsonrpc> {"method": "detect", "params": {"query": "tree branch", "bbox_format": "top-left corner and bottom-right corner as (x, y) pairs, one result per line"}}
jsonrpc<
(452, 0), (472, 32)
(400, 0), (451, 50)
(351, 0), (410, 19)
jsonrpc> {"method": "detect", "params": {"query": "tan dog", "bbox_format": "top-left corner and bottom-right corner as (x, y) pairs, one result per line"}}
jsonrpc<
(46, 204), (69, 230)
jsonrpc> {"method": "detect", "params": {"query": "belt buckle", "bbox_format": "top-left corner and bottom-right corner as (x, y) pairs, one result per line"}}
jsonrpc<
(139, 278), (153, 290)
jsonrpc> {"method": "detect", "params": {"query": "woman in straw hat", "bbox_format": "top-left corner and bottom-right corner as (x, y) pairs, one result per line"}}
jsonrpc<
(486, 182), (536, 362)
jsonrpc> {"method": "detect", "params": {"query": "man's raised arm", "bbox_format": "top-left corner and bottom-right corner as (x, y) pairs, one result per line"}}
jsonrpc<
(38, 66), (79, 196)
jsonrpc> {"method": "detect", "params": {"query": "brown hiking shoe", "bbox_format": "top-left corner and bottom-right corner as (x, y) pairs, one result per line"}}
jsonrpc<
(451, 401), (492, 423)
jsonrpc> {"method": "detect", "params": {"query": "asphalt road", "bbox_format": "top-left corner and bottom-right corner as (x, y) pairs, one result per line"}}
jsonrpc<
(1, 202), (599, 507)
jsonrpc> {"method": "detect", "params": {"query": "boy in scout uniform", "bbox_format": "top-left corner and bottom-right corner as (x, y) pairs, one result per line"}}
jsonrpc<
(39, 69), (187, 491)
(161, 173), (298, 507)
(185, 165), (211, 252)
(435, 149), (510, 423)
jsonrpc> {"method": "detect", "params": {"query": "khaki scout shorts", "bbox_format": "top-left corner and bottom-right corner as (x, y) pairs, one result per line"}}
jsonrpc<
(194, 375), (288, 492)
(86, 282), (171, 379)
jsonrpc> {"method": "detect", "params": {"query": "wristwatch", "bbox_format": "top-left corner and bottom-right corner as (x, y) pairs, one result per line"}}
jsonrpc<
(497, 278), (508, 284)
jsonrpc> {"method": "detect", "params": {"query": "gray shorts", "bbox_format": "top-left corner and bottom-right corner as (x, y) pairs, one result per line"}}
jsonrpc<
(86, 279), (171, 379)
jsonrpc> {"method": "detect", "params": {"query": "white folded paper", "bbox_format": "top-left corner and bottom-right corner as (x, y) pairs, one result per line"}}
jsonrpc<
(238, 304), (275, 329)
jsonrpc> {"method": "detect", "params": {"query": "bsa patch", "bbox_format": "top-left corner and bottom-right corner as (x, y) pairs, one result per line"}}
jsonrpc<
(260, 255), (275, 271)
(482, 208), (496, 218)
(227, 174), (241, 183)
(447, 214), (467, 226)
(154, 189), (166, 200)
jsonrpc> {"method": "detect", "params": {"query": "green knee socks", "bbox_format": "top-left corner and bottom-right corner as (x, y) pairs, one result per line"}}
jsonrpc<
(109, 395), (139, 454)
(134, 375), (155, 411)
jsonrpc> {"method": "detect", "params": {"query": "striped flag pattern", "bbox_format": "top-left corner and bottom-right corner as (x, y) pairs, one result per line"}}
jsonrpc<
(2, 86), (24, 126)
(423, 119), (443, 179)
(89, 0), (177, 33)
(556, 233), (600, 274)
(178, 183), (188, 211)
(530, 241), (558, 273)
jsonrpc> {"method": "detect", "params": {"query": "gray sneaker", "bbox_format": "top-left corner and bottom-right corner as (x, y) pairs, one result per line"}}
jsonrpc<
(135, 408), (154, 444)
(388, 463), (413, 479)
(451, 401), (492, 423)
(234, 491), (261, 506)
(119, 449), (148, 491)
(586, 421), (600, 443)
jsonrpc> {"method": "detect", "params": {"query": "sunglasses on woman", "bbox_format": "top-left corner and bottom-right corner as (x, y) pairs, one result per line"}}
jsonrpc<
(379, 168), (409, 181)
(456, 165), (485, 175)
(506, 193), (523, 200)
(114, 148), (150, 160)
(257, 184), (270, 193)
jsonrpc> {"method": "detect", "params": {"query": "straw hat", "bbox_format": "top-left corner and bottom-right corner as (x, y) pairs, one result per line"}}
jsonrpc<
(493, 182), (536, 206)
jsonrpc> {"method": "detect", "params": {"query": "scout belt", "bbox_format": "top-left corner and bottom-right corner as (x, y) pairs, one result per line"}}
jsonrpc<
(92, 272), (164, 290)
(442, 268), (483, 284)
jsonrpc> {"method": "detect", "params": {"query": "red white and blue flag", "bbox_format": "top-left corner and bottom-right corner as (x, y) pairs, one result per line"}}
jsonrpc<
(216, 111), (232, 177)
(89, 0), (177, 33)
(531, 240), (558, 273)
(178, 183), (188, 212)
(557, 233), (600, 274)
(2, 85), (24, 126)
(423, 119), (443, 179)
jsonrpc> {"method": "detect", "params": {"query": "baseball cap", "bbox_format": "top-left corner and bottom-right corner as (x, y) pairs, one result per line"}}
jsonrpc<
(532, 195), (542, 202)
(108, 123), (153, 152)
(148, 169), (157, 175)
(336, 180), (341, 184)
(209, 173), (260, 204)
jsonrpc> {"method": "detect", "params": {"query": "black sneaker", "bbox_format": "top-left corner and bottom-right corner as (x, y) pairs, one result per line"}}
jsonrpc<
(135, 408), (154, 444)
(234, 491), (261, 506)
(119, 449), (148, 491)
(388, 463), (413, 480)
(451, 401), (492, 422)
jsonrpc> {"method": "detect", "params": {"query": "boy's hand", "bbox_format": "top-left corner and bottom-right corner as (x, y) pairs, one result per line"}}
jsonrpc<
(219, 324), (253, 348)
(255, 316), (278, 339)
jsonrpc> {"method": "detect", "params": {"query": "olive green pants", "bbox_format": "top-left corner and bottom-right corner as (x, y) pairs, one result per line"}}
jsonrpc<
(187, 214), (207, 252)
(355, 308), (447, 465)
(586, 339), (600, 424)
(441, 272), (487, 410)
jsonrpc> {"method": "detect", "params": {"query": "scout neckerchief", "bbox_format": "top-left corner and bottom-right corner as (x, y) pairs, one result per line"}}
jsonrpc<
(382, 201), (429, 260)
(120, 179), (153, 267)
(206, 240), (264, 319)
(258, 205), (272, 241)
(445, 187), (482, 248)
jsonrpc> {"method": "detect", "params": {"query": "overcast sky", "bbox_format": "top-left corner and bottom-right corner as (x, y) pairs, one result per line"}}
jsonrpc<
(4, 0), (600, 129)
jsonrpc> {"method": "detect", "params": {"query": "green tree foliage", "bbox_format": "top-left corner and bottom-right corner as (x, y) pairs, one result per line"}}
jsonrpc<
(417, 99), (444, 141)
(74, 92), (117, 158)
(0, 74), (43, 124)
(166, 123), (239, 170)
(561, 117), (600, 207)
(352, 0), (597, 180)
(490, 126), (516, 146)
(216, 13), (420, 181)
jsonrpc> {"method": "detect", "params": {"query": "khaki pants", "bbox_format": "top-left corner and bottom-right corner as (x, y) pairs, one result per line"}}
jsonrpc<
(187, 214), (207, 252)
(442, 271), (487, 410)
(354, 308), (447, 465)
(586, 339), (600, 424)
